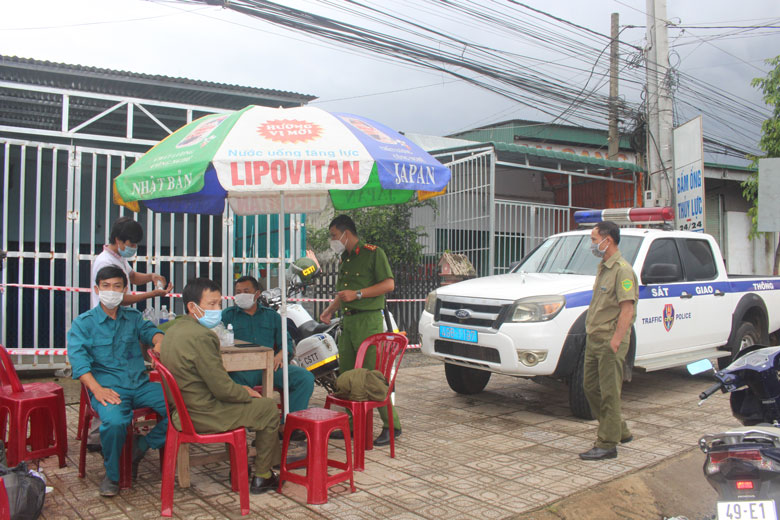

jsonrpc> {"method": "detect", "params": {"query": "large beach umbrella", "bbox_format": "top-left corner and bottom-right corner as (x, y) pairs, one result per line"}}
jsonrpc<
(114, 105), (451, 415)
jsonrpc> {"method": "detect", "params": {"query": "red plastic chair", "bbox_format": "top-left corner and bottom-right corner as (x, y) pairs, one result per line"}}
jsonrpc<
(0, 478), (10, 520)
(150, 354), (250, 517)
(0, 348), (65, 453)
(77, 383), (164, 489)
(324, 333), (408, 471)
(0, 346), (67, 468)
(278, 407), (355, 504)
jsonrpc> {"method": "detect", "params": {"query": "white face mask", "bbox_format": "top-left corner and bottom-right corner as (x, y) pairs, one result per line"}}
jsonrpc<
(234, 293), (256, 310)
(330, 231), (346, 255)
(98, 290), (123, 309)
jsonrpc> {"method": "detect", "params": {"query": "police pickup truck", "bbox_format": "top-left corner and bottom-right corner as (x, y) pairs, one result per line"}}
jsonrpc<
(419, 208), (780, 418)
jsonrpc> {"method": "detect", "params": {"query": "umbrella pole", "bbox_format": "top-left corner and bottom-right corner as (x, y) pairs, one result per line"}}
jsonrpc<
(279, 192), (290, 419)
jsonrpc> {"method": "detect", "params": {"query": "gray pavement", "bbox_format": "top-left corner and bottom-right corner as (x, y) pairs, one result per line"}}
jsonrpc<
(24, 352), (733, 519)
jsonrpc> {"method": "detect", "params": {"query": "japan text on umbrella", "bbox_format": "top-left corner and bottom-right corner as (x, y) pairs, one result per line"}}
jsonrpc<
(113, 105), (451, 415)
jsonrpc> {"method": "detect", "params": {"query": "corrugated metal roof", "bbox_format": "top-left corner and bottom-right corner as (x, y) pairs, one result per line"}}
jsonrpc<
(492, 141), (642, 172)
(0, 55), (316, 108)
(451, 119), (633, 150)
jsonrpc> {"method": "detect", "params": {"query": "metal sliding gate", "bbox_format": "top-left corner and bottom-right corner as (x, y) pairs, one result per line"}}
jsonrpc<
(412, 146), (571, 277)
(1, 137), (302, 370)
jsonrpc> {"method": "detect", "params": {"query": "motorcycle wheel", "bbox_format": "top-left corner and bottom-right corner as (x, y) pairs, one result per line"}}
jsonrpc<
(316, 372), (339, 395)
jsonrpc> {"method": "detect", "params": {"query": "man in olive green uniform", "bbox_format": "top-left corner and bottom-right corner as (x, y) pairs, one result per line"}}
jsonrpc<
(159, 277), (281, 493)
(580, 220), (638, 461)
(320, 215), (401, 446)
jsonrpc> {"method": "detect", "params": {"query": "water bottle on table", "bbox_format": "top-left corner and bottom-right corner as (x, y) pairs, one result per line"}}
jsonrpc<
(159, 305), (169, 325)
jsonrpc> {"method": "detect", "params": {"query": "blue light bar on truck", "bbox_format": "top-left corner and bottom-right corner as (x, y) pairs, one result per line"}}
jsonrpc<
(574, 207), (674, 225)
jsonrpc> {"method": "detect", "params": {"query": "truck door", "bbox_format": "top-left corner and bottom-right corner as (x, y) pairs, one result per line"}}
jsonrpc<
(676, 237), (731, 347)
(637, 238), (697, 355)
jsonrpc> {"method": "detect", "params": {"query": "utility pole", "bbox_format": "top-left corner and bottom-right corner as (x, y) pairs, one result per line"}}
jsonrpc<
(645, 0), (674, 207)
(608, 12), (620, 160)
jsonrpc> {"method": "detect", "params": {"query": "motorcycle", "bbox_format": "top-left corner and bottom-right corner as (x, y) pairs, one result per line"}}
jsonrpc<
(259, 259), (399, 394)
(689, 345), (780, 520)
(260, 278), (342, 394)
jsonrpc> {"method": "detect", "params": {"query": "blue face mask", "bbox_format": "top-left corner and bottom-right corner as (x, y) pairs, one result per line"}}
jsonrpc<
(119, 244), (137, 258)
(195, 304), (222, 329)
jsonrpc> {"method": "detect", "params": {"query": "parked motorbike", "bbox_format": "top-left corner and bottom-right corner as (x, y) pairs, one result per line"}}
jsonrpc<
(260, 275), (341, 394)
(259, 257), (399, 394)
(689, 345), (780, 520)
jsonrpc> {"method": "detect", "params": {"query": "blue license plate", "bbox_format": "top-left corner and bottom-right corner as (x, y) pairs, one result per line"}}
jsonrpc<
(439, 325), (478, 343)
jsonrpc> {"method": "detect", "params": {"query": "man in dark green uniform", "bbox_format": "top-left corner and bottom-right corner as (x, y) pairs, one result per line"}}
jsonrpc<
(222, 275), (314, 433)
(160, 277), (281, 493)
(580, 220), (638, 461)
(319, 215), (401, 446)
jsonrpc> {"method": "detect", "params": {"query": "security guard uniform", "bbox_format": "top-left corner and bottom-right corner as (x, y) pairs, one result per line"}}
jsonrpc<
(68, 305), (168, 483)
(337, 240), (401, 430)
(160, 316), (281, 475)
(584, 250), (638, 450)
(221, 304), (314, 415)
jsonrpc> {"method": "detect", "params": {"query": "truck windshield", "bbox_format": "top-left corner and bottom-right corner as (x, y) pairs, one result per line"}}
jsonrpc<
(512, 235), (642, 275)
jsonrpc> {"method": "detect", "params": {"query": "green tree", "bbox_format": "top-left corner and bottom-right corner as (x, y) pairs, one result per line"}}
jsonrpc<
(306, 201), (433, 265)
(741, 55), (780, 275)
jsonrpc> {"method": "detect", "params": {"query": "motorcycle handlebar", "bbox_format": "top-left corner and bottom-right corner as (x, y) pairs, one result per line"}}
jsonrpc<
(699, 382), (723, 401)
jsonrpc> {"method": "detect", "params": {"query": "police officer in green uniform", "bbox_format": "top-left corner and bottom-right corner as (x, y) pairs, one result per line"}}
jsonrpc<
(579, 220), (638, 461)
(319, 215), (401, 446)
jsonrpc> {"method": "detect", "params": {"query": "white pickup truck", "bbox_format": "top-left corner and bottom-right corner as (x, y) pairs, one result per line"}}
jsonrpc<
(419, 227), (780, 418)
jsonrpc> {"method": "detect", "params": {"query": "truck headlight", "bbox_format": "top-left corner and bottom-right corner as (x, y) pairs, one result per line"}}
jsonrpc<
(424, 290), (437, 314)
(508, 295), (565, 322)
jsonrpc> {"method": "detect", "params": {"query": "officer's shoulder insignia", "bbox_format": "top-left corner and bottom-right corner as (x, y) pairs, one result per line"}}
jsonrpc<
(621, 279), (633, 291)
(364, 244), (377, 251)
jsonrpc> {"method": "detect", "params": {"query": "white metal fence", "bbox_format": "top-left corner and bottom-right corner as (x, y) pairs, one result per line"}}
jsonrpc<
(412, 146), (571, 277)
(1, 137), (302, 370)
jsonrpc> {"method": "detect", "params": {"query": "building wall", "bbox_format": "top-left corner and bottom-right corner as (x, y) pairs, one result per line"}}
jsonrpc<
(724, 211), (778, 275)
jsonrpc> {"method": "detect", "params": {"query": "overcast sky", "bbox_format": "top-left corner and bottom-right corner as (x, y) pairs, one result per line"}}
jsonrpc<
(2, 0), (780, 152)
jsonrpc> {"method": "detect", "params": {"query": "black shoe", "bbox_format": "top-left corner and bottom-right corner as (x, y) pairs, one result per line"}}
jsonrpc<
(579, 446), (617, 460)
(250, 471), (279, 495)
(620, 435), (634, 444)
(131, 435), (148, 480)
(99, 475), (119, 497)
(374, 428), (401, 447)
(87, 443), (102, 454)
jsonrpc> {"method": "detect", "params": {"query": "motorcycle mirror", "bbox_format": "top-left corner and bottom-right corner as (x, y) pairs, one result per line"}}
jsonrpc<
(687, 359), (714, 375)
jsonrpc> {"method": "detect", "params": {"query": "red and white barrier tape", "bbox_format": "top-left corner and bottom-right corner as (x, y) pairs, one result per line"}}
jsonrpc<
(0, 283), (425, 302)
(6, 349), (69, 356)
(5, 345), (420, 355)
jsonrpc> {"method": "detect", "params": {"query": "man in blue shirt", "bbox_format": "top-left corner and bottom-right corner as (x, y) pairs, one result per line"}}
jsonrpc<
(222, 276), (314, 438)
(68, 266), (168, 497)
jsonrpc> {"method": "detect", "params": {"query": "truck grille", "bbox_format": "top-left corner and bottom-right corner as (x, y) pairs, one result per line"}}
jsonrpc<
(434, 340), (501, 364)
(435, 299), (508, 329)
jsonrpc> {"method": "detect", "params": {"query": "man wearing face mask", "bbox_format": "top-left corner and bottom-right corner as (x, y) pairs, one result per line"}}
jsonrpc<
(580, 220), (638, 461)
(222, 276), (314, 432)
(87, 217), (172, 453)
(67, 266), (168, 497)
(90, 217), (172, 309)
(319, 214), (401, 446)
(160, 278), (282, 494)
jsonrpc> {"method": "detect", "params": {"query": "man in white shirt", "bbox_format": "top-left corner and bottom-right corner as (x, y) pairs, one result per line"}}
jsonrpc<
(86, 217), (172, 452)
(90, 217), (172, 308)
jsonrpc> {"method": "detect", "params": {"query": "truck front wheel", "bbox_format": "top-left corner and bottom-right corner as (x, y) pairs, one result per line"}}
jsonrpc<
(569, 348), (594, 420)
(718, 321), (761, 369)
(444, 363), (491, 395)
